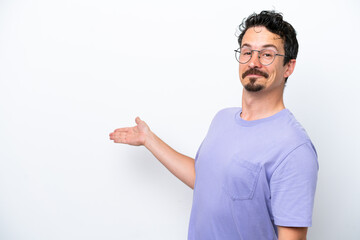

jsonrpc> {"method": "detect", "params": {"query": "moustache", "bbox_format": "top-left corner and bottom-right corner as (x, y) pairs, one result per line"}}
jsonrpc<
(242, 68), (269, 79)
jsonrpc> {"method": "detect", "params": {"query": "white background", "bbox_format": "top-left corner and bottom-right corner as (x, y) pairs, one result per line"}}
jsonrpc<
(1, 0), (359, 239)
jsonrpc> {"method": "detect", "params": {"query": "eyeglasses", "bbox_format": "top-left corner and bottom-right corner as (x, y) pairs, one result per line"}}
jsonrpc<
(234, 47), (286, 66)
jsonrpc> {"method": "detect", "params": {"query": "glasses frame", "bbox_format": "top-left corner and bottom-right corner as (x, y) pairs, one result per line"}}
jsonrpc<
(234, 48), (286, 66)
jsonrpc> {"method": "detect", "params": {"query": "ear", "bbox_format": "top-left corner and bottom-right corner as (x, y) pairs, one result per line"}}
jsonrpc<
(284, 59), (296, 78)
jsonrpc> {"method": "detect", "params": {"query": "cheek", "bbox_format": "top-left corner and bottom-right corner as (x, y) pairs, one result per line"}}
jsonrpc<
(266, 70), (283, 86)
(268, 71), (278, 81)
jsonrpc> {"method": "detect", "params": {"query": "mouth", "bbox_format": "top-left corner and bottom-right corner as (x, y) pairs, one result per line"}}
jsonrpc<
(246, 74), (264, 78)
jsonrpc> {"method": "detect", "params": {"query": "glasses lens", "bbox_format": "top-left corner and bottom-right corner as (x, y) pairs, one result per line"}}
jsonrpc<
(235, 48), (279, 65)
(259, 49), (275, 65)
(239, 48), (251, 64)
(235, 49), (240, 63)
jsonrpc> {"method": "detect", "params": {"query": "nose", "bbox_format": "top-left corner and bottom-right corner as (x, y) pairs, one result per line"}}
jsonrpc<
(248, 50), (262, 68)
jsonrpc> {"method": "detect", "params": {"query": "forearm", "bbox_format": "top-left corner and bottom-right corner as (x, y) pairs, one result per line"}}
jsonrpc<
(278, 236), (306, 240)
(277, 226), (308, 240)
(144, 131), (196, 189)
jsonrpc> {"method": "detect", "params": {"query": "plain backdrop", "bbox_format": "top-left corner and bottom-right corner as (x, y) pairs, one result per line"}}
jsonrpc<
(1, 0), (359, 239)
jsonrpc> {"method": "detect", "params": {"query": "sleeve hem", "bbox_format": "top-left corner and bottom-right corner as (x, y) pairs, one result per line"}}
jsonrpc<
(274, 219), (312, 227)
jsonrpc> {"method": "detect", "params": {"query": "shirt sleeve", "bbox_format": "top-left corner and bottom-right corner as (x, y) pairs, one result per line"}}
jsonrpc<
(270, 142), (319, 227)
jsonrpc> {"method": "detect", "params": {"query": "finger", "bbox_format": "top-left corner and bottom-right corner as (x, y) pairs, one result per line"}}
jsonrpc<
(112, 132), (124, 139)
(112, 134), (122, 142)
(109, 132), (118, 137)
(109, 131), (118, 140)
(135, 117), (141, 125)
(114, 127), (130, 133)
(120, 132), (128, 139)
(109, 132), (120, 140)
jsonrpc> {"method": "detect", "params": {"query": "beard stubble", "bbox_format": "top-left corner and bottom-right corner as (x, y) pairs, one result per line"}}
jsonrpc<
(242, 68), (268, 92)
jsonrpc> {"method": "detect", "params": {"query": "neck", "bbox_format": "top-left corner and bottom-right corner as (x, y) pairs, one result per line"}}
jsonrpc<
(241, 87), (285, 121)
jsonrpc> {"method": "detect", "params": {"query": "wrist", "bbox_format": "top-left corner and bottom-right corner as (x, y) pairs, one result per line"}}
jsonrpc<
(143, 130), (155, 149)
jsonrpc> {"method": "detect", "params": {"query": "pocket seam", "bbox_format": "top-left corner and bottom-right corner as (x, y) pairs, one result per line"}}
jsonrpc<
(222, 159), (262, 201)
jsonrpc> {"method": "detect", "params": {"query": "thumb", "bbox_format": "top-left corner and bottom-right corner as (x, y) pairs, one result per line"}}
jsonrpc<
(135, 116), (142, 125)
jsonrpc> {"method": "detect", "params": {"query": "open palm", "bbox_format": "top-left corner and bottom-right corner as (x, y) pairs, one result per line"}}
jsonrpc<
(110, 117), (150, 146)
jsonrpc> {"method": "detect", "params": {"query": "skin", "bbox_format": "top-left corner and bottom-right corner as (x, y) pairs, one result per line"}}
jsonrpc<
(109, 117), (196, 188)
(239, 26), (296, 121)
(109, 26), (307, 240)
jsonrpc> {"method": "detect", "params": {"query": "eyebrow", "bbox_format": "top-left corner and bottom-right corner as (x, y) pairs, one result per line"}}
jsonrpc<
(241, 43), (279, 51)
(262, 44), (279, 51)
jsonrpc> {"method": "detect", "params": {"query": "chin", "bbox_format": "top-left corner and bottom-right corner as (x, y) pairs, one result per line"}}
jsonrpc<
(242, 77), (265, 92)
(244, 83), (265, 92)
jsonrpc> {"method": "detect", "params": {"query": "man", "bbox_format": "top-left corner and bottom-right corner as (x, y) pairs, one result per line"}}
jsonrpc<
(110, 10), (318, 240)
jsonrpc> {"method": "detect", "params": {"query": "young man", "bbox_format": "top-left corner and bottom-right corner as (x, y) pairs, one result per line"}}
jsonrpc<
(110, 10), (318, 240)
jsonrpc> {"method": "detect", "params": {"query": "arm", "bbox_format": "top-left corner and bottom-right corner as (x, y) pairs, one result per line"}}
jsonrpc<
(278, 226), (308, 240)
(109, 117), (196, 189)
(271, 143), (318, 238)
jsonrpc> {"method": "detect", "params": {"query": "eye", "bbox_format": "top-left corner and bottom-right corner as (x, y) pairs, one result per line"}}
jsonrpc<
(261, 50), (275, 59)
(241, 50), (252, 56)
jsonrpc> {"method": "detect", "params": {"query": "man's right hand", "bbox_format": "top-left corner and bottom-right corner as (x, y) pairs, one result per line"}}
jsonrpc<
(109, 117), (150, 146)
(109, 116), (196, 188)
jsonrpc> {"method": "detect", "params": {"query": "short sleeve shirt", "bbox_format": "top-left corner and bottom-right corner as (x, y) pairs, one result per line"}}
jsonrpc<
(188, 108), (319, 240)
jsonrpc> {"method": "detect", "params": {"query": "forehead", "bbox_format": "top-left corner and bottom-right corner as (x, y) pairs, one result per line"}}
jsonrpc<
(241, 26), (284, 51)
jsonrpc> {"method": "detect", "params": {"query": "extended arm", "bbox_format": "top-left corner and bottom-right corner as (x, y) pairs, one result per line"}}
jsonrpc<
(109, 117), (196, 189)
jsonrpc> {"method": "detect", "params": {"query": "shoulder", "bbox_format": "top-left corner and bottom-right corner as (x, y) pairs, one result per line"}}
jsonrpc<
(207, 107), (241, 127)
(278, 142), (319, 173)
(213, 107), (241, 120)
(280, 110), (314, 147)
(263, 109), (318, 167)
(273, 110), (319, 170)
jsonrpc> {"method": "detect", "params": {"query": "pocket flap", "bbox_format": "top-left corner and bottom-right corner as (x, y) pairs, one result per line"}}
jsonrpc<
(223, 156), (262, 201)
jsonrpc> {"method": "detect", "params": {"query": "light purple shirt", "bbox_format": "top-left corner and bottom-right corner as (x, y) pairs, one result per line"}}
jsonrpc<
(188, 108), (318, 240)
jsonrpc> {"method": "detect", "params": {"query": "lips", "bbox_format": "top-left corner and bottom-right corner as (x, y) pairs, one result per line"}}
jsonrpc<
(242, 68), (269, 79)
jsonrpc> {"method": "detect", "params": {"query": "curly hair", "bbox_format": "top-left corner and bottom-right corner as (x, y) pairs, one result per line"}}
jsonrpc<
(237, 10), (298, 71)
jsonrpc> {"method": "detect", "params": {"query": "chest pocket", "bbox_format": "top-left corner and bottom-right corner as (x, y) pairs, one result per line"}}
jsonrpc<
(222, 155), (262, 201)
